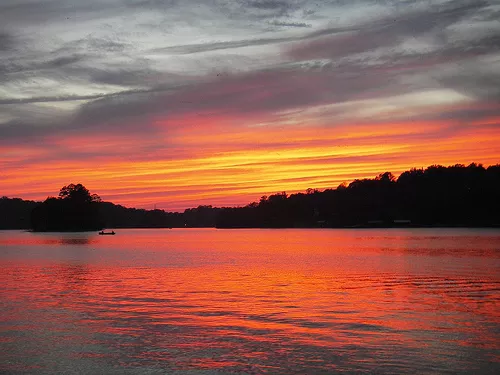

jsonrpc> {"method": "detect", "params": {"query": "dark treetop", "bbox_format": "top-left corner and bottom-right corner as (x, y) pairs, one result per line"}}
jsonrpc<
(30, 184), (103, 232)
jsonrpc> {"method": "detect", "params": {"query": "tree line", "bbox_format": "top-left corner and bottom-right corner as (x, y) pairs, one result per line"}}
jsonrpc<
(216, 163), (500, 228)
(1, 184), (221, 231)
(1, 163), (499, 231)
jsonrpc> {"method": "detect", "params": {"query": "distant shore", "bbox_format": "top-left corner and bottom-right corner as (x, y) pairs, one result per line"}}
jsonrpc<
(2, 163), (499, 231)
(11, 223), (500, 232)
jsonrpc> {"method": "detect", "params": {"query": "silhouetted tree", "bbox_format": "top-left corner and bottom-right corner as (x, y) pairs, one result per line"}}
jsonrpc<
(216, 163), (500, 228)
(0, 197), (39, 229)
(31, 184), (103, 232)
(58, 183), (101, 203)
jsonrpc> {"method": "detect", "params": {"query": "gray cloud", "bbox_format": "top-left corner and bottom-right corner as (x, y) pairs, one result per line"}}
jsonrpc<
(43, 54), (86, 69)
(269, 20), (311, 28)
(0, 60), (429, 144)
(0, 0), (119, 27)
(1, 0), (499, 148)
(247, 0), (290, 10)
(0, 93), (113, 105)
(87, 67), (173, 86)
(154, 23), (361, 55)
(288, 0), (491, 61)
(421, 103), (500, 123)
(0, 32), (14, 51)
(155, 37), (293, 55)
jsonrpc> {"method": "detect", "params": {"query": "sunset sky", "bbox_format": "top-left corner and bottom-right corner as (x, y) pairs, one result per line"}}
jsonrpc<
(1, 0), (499, 211)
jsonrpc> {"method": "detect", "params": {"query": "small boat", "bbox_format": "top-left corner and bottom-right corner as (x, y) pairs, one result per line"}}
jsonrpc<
(98, 230), (115, 235)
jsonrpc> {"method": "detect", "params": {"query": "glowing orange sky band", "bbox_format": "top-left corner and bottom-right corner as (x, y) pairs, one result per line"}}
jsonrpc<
(2, 116), (499, 211)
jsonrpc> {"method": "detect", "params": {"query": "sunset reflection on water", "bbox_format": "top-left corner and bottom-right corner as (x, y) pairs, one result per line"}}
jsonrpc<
(1, 229), (499, 374)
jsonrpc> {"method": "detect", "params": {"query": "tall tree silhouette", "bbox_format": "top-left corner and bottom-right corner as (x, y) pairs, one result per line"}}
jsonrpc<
(58, 183), (101, 203)
(31, 184), (103, 232)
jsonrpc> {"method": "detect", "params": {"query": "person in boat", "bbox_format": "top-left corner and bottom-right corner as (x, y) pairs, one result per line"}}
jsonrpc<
(99, 230), (115, 235)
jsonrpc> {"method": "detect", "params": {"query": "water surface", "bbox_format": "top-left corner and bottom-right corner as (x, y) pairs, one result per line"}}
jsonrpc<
(1, 228), (499, 374)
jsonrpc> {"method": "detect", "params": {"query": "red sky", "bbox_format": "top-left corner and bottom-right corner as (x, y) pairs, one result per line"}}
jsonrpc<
(1, 1), (499, 211)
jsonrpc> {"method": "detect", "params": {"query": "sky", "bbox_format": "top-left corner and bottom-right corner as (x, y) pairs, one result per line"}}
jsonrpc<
(1, 0), (500, 211)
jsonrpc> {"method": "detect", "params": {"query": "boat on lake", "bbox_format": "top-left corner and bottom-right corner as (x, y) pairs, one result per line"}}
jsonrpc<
(98, 230), (115, 235)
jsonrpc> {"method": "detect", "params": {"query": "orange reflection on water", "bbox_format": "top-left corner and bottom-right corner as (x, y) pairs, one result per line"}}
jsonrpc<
(1, 229), (499, 373)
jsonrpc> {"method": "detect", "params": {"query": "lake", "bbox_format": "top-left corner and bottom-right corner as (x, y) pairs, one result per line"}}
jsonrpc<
(1, 228), (499, 374)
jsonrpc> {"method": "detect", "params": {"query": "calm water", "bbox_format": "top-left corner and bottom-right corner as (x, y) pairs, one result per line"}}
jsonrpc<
(1, 228), (499, 374)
